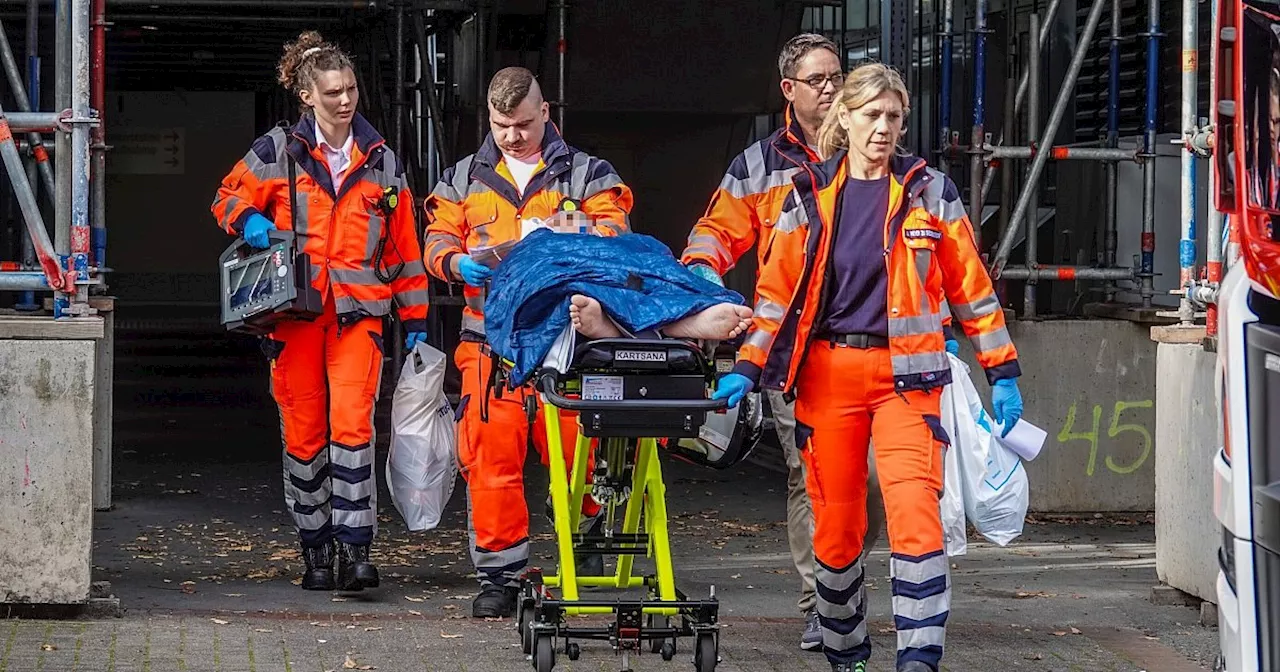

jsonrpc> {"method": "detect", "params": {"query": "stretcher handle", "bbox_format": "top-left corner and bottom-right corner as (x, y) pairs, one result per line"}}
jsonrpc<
(537, 373), (729, 412)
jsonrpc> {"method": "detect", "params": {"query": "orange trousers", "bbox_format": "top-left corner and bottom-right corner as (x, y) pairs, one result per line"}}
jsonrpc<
(793, 342), (951, 669)
(266, 300), (383, 548)
(454, 341), (600, 589)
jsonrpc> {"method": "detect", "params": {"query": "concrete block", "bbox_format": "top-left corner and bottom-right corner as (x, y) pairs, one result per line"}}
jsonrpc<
(0, 340), (95, 604)
(1151, 584), (1201, 606)
(957, 320), (1158, 512)
(1201, 600), (1219, 627)
(1151, 324), (1209, 345)
(1154, 342), (1220, 602)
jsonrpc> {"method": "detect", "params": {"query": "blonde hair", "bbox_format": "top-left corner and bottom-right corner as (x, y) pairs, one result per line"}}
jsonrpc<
(815, 62), (911, 158)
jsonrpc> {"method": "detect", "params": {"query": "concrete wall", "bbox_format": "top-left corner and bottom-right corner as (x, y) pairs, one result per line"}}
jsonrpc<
(1154, 341), (1220, 602)
(958, 319), (1158, 512)
(0, 339), (96, 603)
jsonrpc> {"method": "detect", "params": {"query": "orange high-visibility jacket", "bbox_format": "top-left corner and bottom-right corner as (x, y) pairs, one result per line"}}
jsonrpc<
(211, 114), (430, 331)
(422, 121), (633, 338)
(683, 107), (956, 340)
(733, 152), (1020, 393)
(680, 105), (819, 276)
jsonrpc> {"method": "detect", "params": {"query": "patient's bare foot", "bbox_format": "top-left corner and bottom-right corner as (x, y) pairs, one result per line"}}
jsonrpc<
(570, 295), (622, 338)
(664, 304), (754, 340)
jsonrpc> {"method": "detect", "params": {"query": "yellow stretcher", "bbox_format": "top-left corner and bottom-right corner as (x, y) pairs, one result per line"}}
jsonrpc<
(510, 336), (761, 672)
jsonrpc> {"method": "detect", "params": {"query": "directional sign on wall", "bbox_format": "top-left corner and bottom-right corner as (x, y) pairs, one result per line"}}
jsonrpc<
(109, 127), (185, 175)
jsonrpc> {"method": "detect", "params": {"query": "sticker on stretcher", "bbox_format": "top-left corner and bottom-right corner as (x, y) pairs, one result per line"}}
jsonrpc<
(581, 374), (624, 401)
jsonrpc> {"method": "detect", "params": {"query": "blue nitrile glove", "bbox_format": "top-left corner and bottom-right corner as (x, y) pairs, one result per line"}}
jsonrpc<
(712, 373), (753, 409)
(404, 331), (428, 350)
(689, 263), (725, 288)
(243, 213), (274, 249)
(991, 378), (1024, 438)
(456, 255), (492, 287)
(945, 338), (960, 356)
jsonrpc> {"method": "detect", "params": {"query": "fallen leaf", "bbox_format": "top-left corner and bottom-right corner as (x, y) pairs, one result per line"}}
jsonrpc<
(408, 610), (422, 616)
(730, 574), (742, 579)
(1025, 653), (1044, 661)
(364, 627), (382, 632)
(404, 596), (424, 603)
(1070, 627), (1082, 635)
(291, 578), (303, 586)
(342, 653), (375, 670)
(1053, 631), (1067, 637)
(211, 618), (229, 625)
(40, 644), (56, 651)
(254, 628), (273, 633)
(440, 631), (463, 639)
(332, 597), (348, 602)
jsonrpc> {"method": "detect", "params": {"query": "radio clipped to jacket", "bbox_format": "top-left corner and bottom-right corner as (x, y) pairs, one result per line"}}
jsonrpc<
(219, 229), (323, 335)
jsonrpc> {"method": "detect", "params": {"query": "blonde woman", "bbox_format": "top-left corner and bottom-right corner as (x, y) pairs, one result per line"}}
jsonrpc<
(714, 63), (1024, 672)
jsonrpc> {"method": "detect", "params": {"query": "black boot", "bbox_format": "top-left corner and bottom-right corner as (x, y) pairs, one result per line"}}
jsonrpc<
(335, 542), (379, 591)
(300, 542), (335, 591)
(472, 584), (518, 618)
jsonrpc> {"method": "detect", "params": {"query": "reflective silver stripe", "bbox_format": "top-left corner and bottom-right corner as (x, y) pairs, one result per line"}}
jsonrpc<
(364, 211), (383, 260)
(822, 619), (869, 655)
(432, 155), (475, 201)
(244, 140), (289, 182)
(292, 480), (332, 507)
(891, 350), (949, 375)
(217, 195), (244, 229)
(743, 328), (773, 351)
(891, 553), (949, 585)
(331, 268), (383, 286)
(775, 203), (807, 233)
(816, 560), (863, 593)
(471, 539), (530, 576)
(465, 293), (485, 311)
(951, 293), (1001, 320)
(584, 173), (624, 198)
(400, 259), (427, 277)
(339, 297), (393, 317)
(425, 232), (463, 257)
(898, 625), (947, 651)
(285, 453), (328, 482)
(292, 188), (311, 238)
(568, 152), (592, 198)
(914, 249), (932, 296)
(971, 328), (1013, 353)
(293, 507), (331, 531)
(888, 313), (943, 338)
(330, 443), (373, 470)
(939, 297), (951, 318)
(720, 146), (800, 199)
(332, 477), (375, 503)
(462, 313), (486, 335)
(753, 299), (786, 322)
(394, 288), (431, 308)
(332, 507), (376, 530)
(892, 592), (951, 624)
(687, 233), (727, 256)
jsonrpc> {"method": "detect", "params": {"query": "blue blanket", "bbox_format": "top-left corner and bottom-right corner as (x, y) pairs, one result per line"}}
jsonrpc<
(484, 229), (745, 385)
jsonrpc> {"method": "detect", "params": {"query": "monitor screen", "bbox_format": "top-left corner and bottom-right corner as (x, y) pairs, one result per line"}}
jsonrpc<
(228, 257), (275, 311)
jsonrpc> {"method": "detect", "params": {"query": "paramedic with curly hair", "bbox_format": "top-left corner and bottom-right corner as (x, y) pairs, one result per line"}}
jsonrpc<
(211, 31), (429, 593)
(714, 63), (1025, 672)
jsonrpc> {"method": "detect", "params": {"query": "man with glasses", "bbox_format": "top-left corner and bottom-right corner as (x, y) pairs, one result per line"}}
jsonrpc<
(678, 33), (861, 652)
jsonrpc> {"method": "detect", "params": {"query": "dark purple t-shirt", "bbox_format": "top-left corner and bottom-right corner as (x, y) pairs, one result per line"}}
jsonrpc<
(821, 176), (890, 337)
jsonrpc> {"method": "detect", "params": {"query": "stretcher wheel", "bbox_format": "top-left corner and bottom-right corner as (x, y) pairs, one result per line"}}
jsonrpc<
(566, 642), (581, 661)
(694, 633), (717, 672)
(533, 633), (555, 672)
(661, 641), (677, 661)
(646, 614), (668, 653)
(517, 600), (532, 655)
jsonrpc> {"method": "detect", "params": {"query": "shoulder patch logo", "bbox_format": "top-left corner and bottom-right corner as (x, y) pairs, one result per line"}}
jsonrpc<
(904, 228), (943, 241)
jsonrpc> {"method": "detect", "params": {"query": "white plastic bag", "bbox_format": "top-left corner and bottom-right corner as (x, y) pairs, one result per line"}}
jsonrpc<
(941, 352), (1029, 546)
(938, 434), (968, 557)
(386, 342), (458, 531)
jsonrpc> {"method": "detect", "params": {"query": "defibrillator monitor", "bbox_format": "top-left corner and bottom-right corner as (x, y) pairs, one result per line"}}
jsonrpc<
(219, 230), (323, 335)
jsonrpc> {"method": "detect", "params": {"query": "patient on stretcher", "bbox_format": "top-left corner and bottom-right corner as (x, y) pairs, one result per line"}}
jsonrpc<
(568, 294), (753, 341)
(482, 226), (751, 386)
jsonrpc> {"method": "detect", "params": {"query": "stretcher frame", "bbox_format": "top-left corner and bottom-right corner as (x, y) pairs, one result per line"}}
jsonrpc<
(513, 337), (726, 672)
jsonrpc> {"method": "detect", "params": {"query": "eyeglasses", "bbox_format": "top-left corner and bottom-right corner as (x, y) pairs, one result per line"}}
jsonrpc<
(791, 72), (845, 90)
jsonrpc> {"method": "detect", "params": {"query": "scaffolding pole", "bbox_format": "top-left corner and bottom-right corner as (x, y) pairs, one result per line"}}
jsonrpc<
(936, 0), (953, 171)
(68, 0), (91, 313)
(968, 0), (987, 248)
(90, 0), (104, 271)
(1025, 11), (1042, 317)
(1176, 0), (1198, 324)
(979, 0), (1061, 206)
(1104, 0), (1121, 301)
(1205, 0), (1223, 337)
(990, 0), (1108, 278)
(998, 266), (1136, 281)
(1138, 0), (1160, 307)
(554, 0), (566, 132)
(0, 106), (66, 290)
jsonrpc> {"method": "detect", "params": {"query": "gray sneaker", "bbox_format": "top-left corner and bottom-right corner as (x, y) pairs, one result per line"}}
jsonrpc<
(801, 608), (822, 651)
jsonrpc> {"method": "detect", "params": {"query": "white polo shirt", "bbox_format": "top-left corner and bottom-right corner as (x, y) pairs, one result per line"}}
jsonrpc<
(315, 123), (355, 193)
